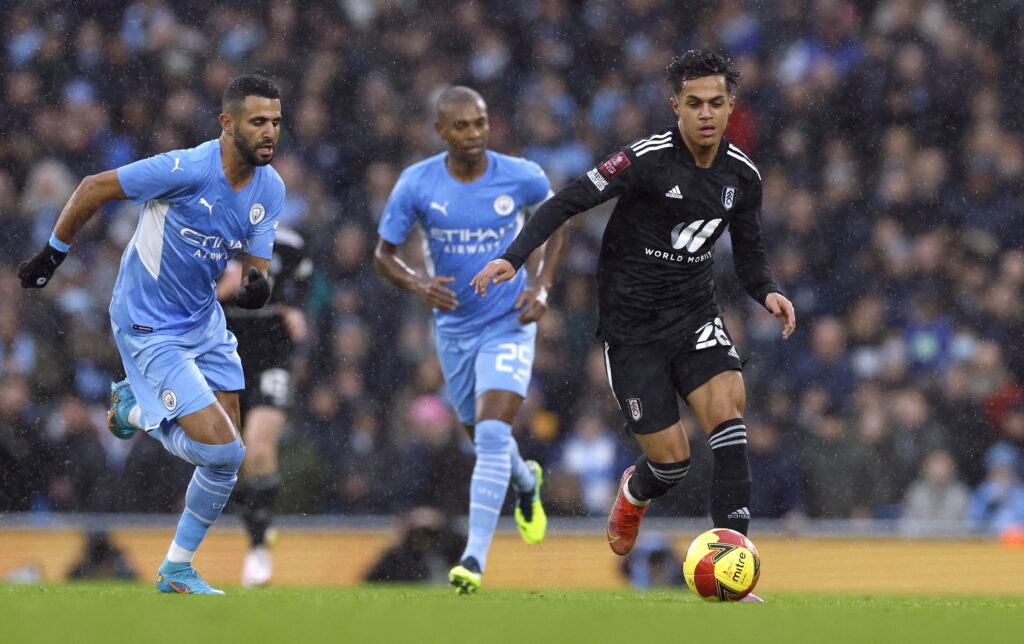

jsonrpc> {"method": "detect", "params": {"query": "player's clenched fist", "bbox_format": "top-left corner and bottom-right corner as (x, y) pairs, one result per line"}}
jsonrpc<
(471, 259), (516, 297)
(18, 242), (67, 288)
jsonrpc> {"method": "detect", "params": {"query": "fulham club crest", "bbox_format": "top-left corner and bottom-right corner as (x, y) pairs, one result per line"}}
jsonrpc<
(626, 397), (643, 421)
(722, 186), (736, 210)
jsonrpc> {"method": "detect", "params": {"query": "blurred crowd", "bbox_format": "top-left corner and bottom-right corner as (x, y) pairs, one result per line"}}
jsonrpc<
(3, 0), (1024, 536)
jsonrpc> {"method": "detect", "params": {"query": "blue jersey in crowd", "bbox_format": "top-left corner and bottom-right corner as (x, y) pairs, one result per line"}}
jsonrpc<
(111, 139), (285, 334)
(378, 150), (551, 335)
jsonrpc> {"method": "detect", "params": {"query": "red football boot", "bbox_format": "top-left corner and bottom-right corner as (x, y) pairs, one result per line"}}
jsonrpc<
(606, 466), (650, 556)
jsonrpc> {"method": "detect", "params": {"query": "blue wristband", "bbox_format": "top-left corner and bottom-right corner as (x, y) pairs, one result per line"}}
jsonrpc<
(48, 233), (70, 253)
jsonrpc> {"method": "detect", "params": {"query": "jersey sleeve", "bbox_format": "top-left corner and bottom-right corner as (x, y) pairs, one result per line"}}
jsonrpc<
(521, 159), (552, 208)
(116, 151), (196, 205)
(500, 147), (639, 270)
(377, 172), (420, 245)
(246, 174), (285, 259)
(729, 176), (782, 307)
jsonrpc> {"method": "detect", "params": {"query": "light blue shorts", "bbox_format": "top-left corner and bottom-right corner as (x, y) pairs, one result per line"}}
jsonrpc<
(435, 316), (537, 426)
(110, 309), (244, 430)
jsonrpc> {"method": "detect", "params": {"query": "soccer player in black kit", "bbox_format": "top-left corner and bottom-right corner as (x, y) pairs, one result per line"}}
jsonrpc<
(217, 226), (312, 587)
(473, 50), (795, 601)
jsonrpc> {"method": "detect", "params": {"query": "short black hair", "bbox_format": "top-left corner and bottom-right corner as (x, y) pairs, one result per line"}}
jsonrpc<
(665, 50), (741, 95)
(436, 85), (486, 120)
(222, 74), (281, 114)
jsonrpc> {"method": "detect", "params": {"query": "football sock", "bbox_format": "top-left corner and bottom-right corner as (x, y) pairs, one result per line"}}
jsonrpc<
(152, 421), (246, 562)
(627, 455), (691, 502)
(509, 436), (536, 493)
(461, 419), (512, 572)
(509, 436), (536, 522)
(708, 418), (752, 535)
(459, 556), (481, 574)
(237, 474), (280, 547)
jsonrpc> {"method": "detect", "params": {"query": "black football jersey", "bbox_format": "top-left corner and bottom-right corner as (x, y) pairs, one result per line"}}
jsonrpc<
(502, 128), (779, 345)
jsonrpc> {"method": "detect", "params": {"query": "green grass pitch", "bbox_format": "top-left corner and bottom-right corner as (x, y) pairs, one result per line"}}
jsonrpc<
(2, 583), (1022, 644)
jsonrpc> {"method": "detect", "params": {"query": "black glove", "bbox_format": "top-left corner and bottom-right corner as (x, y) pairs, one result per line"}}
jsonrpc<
(233, 267), (272, 309)
(18, 243), (68, 288)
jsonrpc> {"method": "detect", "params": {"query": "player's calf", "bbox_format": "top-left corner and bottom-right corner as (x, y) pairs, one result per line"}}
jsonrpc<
(708, 418), (752, 535)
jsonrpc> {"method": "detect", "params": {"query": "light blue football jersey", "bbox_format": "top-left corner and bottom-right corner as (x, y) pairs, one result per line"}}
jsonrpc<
(378, 150), (551, 335)
(111, 139), (285, 334)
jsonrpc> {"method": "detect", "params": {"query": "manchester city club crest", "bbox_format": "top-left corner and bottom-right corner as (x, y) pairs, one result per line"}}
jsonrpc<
(161, 388), (177, 411)
(250, 203), (266, 225)
(722, 186), (736, 210)
(627, 397), (643, 421)
(493, 194), (515, 216)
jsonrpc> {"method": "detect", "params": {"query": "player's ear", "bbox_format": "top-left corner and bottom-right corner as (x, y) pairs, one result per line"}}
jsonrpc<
(669, 95), (680, 116)
(219, 112), (233, 135)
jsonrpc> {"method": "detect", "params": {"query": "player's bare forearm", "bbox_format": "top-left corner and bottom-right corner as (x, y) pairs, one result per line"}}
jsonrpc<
(526, 220), (569, 292)
(53, 170), (127, 243)
(216, 260), (244, 302)
(373, 237), (458, 311)
(515, 222), (569, 322)
(373, 238), (429, 292)
(241, 255), (270, 280)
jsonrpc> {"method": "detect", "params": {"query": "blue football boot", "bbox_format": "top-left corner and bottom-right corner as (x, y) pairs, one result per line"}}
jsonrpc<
(107, 380), (138, 440)
(156, 562), (225, 595)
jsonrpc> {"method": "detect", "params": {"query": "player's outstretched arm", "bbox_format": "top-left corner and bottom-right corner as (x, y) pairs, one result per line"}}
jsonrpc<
(18, 170), (126, 288)
(373, 238), (458, 311)
(471, 259), (516, 297)
(765, 292), (796, 339)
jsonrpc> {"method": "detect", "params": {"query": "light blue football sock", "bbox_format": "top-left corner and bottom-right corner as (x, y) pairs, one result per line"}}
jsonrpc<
(509, 436), (536, 493)
(150, 421), (245, 563)
(461, 419), (513, 572)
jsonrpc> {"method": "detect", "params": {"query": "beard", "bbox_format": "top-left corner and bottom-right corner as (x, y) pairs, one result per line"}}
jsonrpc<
(233, 128), (273, 166)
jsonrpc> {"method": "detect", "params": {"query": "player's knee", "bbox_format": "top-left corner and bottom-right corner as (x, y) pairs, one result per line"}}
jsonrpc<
(473, 419), (512, 455)
(190, 437), (247, 472)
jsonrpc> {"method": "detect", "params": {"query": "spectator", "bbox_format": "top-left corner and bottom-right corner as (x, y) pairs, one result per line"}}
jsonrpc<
(969, 443), (1024, 535)
(900, 448), (971, 536)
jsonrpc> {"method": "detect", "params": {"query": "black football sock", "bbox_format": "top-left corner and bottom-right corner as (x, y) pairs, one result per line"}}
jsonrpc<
(240, 474), (280, 547)
(518, 489), (534, 522)
(626, 454), (691, 502)
(708, 418), (752, 535)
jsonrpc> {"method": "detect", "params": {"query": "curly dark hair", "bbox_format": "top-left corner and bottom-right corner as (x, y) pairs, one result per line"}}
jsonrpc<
(665, 50), (741, 95)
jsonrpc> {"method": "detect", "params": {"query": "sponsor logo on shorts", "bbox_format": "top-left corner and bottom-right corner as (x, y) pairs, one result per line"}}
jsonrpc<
(161, 388), (177, 411)
(626, 397), (642, 422)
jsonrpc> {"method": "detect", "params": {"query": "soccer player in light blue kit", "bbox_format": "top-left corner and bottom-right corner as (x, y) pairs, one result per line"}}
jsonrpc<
(17, 75), (286, 594)
(374, 86), (569, 594)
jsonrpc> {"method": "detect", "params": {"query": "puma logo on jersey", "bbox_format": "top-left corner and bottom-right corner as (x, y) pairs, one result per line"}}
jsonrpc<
(171, 157), (184, 172)
(665, 185), (683, 199)
(199, 197), (215, 215)
(429, 201), (450, 216)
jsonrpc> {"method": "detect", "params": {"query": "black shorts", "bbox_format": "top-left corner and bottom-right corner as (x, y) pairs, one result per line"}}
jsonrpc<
(230, 320), (294, 411)
(603, 315), (742, 434)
